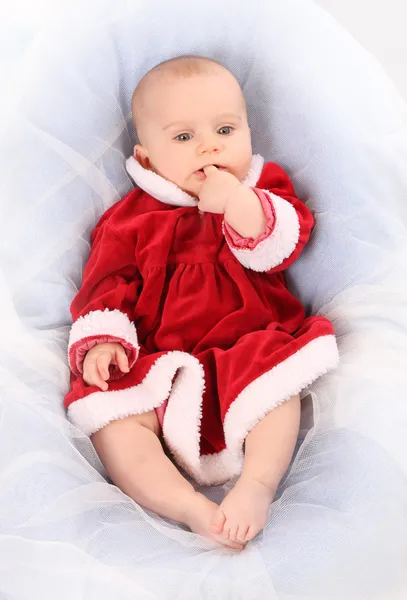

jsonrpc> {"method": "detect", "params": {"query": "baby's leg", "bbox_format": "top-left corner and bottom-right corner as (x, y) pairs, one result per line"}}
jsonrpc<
(91, 411), (244, 550)
(211, 394), (301, 544)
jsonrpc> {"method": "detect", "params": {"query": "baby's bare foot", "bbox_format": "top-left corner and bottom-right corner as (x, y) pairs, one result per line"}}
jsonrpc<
(210, 476), (275, 544)
(184, 492), (246, 551)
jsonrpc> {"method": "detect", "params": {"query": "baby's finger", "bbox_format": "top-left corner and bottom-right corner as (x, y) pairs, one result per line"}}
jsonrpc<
(84, 362), (108, 391)
(115, 346), (130, 373)
(95, 368), (109, 391)
(203, 165), (218, 175)
(96, 353), (111, 380)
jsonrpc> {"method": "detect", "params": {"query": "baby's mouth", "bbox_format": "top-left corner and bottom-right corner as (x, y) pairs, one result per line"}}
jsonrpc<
(194, 165), (228, 176)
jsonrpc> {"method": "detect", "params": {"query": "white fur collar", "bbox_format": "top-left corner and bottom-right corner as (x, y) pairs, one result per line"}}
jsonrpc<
(125, 154), (265, 207)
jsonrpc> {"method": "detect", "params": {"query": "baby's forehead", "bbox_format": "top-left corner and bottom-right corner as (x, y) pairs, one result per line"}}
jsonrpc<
(135, 63), (239, 101)
(147, 68), (235, 96)
(132, 62), (246, 131)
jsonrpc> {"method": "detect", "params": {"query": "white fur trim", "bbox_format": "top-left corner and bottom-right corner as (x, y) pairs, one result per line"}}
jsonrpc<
(67, 351), (204, 444)
(69, 309), (138, 349)
(125, 157), (197, 207)
(225, 192), (300, 272)
(125, 154), (264, 207)
(222, 335), (339, 464)
(68, 334), (338, 486)
(166, 334), (339, 485)
(241, 154), (265, 188)
(68, 309), (139, 372)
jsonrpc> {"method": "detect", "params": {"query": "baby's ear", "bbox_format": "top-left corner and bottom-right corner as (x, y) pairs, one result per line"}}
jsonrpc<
(133, 144), (152, 171)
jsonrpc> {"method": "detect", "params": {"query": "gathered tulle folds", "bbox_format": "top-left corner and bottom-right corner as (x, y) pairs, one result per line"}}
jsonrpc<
(1, 0), (407, 598)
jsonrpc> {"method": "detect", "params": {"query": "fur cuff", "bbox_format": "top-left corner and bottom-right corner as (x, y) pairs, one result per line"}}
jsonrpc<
(68, 309), (139, 375)
(224, 191), (300, 272)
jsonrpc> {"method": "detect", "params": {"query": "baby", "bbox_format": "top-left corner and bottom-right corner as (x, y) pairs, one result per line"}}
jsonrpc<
(64, 55), (339, 550)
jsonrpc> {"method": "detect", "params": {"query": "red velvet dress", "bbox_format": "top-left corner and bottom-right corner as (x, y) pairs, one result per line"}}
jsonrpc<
(64, 153), (339, 485)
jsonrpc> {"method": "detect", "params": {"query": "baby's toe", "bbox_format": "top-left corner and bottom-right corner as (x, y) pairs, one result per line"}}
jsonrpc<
(236, 524), (250, 544)
(245, 525), (258, 542)
(226, 523), (239, 542)
(209, 507), (226, 534)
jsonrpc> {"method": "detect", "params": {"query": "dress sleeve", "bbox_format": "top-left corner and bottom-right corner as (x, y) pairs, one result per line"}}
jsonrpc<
(68, 219), (141, 379)
(223, 164), (314, 273)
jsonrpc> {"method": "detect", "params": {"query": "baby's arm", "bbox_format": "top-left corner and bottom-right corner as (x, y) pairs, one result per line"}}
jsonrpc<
(65, 216), (142, 433)
(198, 165), (266, 238)
(224, 185), (267, 239)
(223, 163), (314, 274)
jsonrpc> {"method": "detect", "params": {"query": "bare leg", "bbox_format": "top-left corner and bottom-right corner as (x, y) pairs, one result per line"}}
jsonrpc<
(91, 412), (245, 550)
(210, 394), (301, 544)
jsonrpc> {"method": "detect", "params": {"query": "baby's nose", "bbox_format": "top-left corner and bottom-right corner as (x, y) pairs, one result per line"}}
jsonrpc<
(197, 136), (224, 154)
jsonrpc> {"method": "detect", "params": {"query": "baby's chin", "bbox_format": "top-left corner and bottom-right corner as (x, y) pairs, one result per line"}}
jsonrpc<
(175, 174), (207, 198)
(179, 183), (200, 199)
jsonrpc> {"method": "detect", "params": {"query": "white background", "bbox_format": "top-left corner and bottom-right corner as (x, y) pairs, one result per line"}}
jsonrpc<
(315, 0), (407, 101)
(1, 0), (406, 103)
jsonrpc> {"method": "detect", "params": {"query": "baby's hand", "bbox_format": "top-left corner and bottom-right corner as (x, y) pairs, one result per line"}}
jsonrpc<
(83, 342), (129, 391)
(197, 165), (242, 214)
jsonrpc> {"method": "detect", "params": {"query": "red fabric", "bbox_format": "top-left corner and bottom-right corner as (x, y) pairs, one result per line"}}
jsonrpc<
(65, 161), (335, 456)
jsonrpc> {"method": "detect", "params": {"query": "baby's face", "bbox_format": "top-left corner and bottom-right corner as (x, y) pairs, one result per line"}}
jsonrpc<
(133, 71), (252, 198)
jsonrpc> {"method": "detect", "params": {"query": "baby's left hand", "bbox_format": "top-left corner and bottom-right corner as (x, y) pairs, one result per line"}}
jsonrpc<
(197, 165), (242, 214)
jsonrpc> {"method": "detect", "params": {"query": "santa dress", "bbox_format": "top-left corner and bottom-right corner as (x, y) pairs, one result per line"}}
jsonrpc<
(64, 153), (339, 485)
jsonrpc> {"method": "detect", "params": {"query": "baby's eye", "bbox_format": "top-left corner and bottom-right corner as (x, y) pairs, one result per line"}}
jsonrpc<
(174, 133), (193, 141)
(218, 126), (234, 135)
